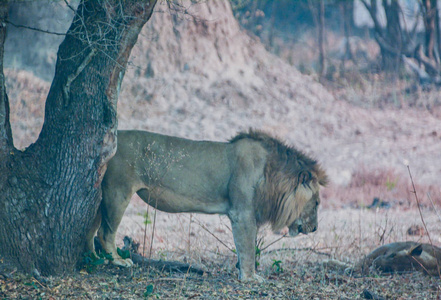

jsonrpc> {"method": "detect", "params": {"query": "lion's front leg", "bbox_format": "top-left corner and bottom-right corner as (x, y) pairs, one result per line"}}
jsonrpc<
(229, 211), (262, 281)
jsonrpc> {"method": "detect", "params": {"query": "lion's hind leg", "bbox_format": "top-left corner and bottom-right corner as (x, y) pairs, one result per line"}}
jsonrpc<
(85, 206), (102, 258)
(98, 186), (134, 267)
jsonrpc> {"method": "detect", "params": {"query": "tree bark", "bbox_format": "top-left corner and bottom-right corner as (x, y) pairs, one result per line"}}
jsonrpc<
(361, 0), (403, 73)
(340, 0), (354, 61)
(308, 0), (326, 78)
(0, 1), (12, 152)
(436, 0), (441, 65)
(421, 0), (437, 60)
(318, 0), (326, 78)
(0, 0), (157, 276)
(382, 0), (402, 73)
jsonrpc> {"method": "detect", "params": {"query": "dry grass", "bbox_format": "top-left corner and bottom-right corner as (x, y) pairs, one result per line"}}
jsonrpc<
(324, 165), (441, 210)
(2, 259), (440, 299)
(119, 190), (441, 260)
(2, 201), (441, 298)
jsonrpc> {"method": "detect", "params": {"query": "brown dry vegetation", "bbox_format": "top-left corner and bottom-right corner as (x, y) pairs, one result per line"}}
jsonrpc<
(1, 258), (440, 299)
(2, 0), (441, 299)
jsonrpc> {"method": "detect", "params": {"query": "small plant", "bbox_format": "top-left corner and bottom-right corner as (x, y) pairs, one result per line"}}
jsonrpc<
(144, 283), (155, 298)
(143, 211), (152, 225)
(117, 247), (131, 260)
(385, 176), (397, 191)
(255, 245), (261, 268)
(271, 259), (284, 273)
(24, 281), (39, 290)
(81, 251), (106, 273)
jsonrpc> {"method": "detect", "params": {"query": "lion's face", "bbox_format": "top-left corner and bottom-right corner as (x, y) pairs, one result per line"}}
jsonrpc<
(288, 192), (319, 237)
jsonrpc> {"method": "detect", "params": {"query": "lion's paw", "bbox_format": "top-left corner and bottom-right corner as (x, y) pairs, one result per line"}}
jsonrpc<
(112, 257), (134, 267)
(239, 273), (265, 283)
(252, 274), (265, 283)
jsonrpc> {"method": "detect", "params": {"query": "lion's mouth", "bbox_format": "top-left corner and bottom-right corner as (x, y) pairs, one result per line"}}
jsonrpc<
(288, 223), (317, 236)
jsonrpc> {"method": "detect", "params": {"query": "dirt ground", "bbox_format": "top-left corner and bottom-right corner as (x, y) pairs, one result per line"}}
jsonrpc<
(2, 257), (439, 299)
(2, 196), (441, 299)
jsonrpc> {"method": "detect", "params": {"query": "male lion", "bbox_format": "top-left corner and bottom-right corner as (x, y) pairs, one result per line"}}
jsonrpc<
(87, 130), (327, 281)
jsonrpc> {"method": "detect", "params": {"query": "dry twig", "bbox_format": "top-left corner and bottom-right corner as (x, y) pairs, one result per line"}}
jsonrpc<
(407, 165), (441, 278)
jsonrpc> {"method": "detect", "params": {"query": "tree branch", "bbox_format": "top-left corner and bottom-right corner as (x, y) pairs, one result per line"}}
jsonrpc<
(4, 19), (66, 36)
(360, 0), (383, 39)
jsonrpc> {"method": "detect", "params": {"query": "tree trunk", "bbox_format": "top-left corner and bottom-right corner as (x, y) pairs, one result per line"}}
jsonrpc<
(361, 0), (403, 73)
(0, 0), (157, 276)
(308, 0), (326, 78)
(421, 0), (437, 60)
(436, 0), (441, 65)
(318, 0), (326, 78)
(381, 0), (402, 73)
(340, 0), (354, 61)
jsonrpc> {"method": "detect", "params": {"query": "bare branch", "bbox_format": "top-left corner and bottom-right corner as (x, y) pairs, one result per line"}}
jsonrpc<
(4, 19), (66, 36)
(192, 218), (235, 253)
(264, 247), (332, 257)
(260, 234), (287, 252)
(361, 0), (384, 40)
(406, 165), (440, 279)
(407, 166), (432, 244)
(63, 0), (77, 13)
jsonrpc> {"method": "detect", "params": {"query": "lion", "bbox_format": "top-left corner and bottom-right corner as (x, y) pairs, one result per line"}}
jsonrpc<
(86, 129), (327, 281)
(354, 242), (441, 276)
(324, 242), (441, 277)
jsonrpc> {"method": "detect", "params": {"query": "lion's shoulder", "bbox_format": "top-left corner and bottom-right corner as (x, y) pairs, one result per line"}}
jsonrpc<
(230, 129), (327, 186)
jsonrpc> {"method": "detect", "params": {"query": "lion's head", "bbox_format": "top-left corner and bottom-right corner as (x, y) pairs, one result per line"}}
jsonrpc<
(231, 130), (327, 236)
(288, 189), (320, 236)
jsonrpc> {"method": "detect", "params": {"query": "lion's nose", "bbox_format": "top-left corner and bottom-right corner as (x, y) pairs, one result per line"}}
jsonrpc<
(298, 224), (303, 233)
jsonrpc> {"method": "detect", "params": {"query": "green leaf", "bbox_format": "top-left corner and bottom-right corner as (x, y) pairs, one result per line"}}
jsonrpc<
(271, 259), (284, 273)
(91, 258), (105, 266)
(117, 247), (131, 259)
(144, 284), (154, 297)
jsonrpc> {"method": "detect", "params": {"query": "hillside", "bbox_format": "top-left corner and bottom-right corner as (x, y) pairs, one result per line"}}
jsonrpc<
(6, 0), (441, 196)
(119, 0), (440, 191)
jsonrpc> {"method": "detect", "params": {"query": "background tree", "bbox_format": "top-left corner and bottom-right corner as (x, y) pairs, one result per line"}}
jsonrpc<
(338, 0), (355, 63)
(360, 0), (405, 74)
(0, 0), (157, 275)
(417, 0), (441, 78)
(421, 0), (438, 61)
(360, 0), (441, 83)
(308, 0), (326, 78)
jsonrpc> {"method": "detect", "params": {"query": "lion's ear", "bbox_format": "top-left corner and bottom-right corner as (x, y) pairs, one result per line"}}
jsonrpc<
(409, 244), (423, 257)
(298, 171), (312, 185)
(317, 168), (328, 186)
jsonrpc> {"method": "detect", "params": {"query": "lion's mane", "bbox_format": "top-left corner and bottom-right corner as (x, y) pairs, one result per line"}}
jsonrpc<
(230, 130), (328, 231)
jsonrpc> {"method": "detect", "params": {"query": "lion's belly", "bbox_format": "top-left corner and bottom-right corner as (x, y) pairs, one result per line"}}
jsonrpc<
(136, 187), (230, 214)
